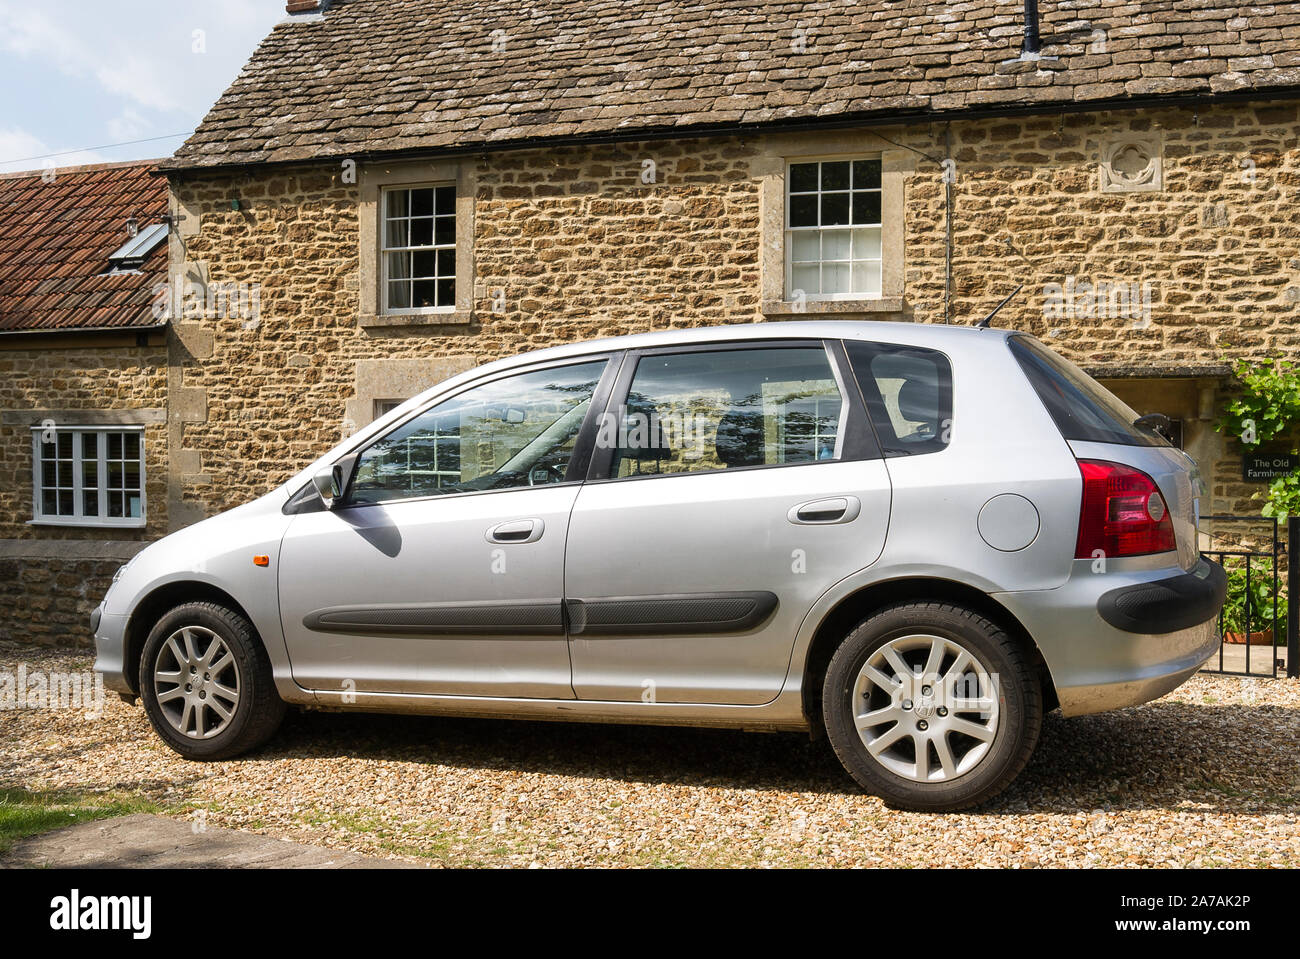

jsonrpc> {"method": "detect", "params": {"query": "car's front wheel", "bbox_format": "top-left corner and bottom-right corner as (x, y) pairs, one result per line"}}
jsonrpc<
(139, 602), (286, 760)
(822, 601), (1042, 812)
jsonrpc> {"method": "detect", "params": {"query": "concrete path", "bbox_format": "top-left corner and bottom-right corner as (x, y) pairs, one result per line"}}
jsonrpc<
(1201, 641), (1288, 676)
(2, 813), (420, 868)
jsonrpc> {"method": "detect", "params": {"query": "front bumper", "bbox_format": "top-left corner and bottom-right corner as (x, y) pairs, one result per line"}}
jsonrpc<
(92, 606), (133, 695)
(996, 558), (1224, 718)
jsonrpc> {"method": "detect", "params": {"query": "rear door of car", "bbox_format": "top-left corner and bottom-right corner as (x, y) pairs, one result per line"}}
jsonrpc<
(562, 338), (891, 705)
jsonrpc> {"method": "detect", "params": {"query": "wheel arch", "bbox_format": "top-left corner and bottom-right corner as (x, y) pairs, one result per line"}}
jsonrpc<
(122, 581), (261, 696)
(801, 576), (1058, 728)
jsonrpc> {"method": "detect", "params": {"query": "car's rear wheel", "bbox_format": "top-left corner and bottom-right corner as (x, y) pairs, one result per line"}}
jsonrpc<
(139, 602), (286, 760)
(822, 601), (1042, 811)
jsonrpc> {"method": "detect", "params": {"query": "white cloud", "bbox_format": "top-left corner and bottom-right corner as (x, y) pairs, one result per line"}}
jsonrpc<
(0, 126), (108, 175)
(106, 108), (150, 144)
(0, 0), (283, 122)
(0, 5), (182, 112)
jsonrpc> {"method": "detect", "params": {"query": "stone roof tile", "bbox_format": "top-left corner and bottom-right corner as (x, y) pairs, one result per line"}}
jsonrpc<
(164, 0), (1300, 171)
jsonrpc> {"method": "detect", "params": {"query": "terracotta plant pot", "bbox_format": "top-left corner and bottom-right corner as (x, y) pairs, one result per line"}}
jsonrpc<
(1223, 630), (1275, 646)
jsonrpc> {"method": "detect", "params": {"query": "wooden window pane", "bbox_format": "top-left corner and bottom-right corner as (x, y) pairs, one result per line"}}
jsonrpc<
(434, 216), (455, 246)
(789, 163), (819, 193)
(821, 161), (850, 191)
(788, 194), (818, 227)
(409, 188), (434, 216)
(821, 193), (850, 226)
(409, 218), (433, 247)
(853, 158), (882, 189)
(412, 279), (439, 308)
(853, 191), (881, 225)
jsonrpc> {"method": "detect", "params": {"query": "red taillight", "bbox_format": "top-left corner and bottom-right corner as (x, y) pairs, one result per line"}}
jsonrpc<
(1075, 459), (1177, 559)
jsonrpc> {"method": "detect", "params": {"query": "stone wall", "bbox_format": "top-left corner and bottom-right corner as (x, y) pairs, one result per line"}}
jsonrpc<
(0, 541), (146, 648)
(0, 341), (169, 540)
(940, 101), (1300, 367)
(0, 340), (167, 647)
(4, 101), (1296, 647)
(165, 99), (1300, 524)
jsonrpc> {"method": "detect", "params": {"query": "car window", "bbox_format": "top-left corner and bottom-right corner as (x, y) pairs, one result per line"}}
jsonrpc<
(1008, 335), (1167, 447)
(845, 340), (952, 456)
(609, 346), (843, 478)
(347, 360), (607, 504)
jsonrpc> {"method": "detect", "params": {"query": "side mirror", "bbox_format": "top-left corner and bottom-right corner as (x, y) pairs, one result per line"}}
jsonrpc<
(312, 462), (346, 509)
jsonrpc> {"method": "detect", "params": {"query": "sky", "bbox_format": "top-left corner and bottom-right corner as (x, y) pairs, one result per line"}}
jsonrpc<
(0, 0), (284, 174)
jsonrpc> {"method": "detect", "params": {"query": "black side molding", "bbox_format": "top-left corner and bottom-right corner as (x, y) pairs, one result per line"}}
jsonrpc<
(566, 591), (779, 637)
(304, 592), (781, 640)
(1096, 558), (1227, 635)
(303, 601), (565, 637)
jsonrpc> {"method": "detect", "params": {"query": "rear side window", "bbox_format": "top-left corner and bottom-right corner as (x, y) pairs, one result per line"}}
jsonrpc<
(1008, 335), (1167, 447)
(845, 341), (952, 456)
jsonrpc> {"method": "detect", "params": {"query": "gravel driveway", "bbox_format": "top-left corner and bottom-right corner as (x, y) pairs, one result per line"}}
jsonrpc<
(3, 642), (1297, 867)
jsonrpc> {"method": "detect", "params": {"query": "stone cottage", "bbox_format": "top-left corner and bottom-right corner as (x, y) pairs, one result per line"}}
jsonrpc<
(12, 0), (1300, 642)
(0, 161), (170, 641)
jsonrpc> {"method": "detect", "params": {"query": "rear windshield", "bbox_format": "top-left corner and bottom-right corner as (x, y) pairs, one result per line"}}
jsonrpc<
(1008, 335), (1167, 447)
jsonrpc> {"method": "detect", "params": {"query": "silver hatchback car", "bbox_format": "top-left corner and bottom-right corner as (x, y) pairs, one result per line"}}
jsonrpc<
(93, 321), (1225, 811)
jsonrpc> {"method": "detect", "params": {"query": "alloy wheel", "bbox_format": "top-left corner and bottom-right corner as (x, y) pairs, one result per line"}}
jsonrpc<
(852, 633), (1000, 783)
(152, 625), (241, 740)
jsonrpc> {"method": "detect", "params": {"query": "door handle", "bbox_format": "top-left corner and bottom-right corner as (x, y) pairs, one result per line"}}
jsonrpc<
(485, 519), (545, 544)
(788, 496), (861, 525)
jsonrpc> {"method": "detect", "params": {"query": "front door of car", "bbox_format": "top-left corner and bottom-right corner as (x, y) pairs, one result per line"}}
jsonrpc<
(563, 340), (892, 705)
(278, 357), (613, 698)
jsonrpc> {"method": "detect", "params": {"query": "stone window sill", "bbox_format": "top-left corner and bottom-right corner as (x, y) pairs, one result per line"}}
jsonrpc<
(27, 518), (147, 530)
(762, 297), (904, 318)
(359, 311), (474, 329)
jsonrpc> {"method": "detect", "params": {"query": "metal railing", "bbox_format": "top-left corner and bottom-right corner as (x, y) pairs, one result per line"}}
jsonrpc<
(1199, 514), (1294, 678)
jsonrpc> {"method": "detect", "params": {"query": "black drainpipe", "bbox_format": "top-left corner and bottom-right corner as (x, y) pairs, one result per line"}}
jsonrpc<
(944, 124), (953, 324)
(1023, 0), (1042, 55)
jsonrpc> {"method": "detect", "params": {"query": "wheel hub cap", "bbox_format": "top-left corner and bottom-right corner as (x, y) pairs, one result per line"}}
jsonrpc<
(852, 633), (1000, 784)
(152, 626), (240, 740)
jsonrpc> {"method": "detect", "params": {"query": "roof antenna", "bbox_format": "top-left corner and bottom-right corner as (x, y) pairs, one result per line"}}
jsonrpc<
(977, 285), (1024, 328)
(977, 235), (1036, 326)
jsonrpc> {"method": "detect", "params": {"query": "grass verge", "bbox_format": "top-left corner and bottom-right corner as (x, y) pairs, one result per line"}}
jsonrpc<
(0, 787), (157, 856)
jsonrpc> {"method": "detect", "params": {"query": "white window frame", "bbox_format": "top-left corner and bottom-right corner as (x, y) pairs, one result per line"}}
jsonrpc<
(380, 183), (457, 316)
(784, 156), (884, 302)
(30, 426), (146, 528)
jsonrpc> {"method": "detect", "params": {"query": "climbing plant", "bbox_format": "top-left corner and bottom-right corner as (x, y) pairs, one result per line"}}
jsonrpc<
(1217, 356), (1300, 520)
(1217, 356), (1300, 451)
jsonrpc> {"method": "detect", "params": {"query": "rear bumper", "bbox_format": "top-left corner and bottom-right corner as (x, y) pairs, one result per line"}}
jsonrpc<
(996, 558), (1223, 718)
(1097, 558), (1227, 634)
(1050, 621), (1217, 716)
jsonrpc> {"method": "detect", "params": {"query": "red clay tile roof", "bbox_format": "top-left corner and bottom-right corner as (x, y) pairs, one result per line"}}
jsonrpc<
(164, 0), (1300, 171)
(0, 161), (168, 333)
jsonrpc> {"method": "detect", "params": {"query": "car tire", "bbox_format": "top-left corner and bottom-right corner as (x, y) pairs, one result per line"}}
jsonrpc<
(138, 602), (286, 761)
(822, 601), (1042, 812)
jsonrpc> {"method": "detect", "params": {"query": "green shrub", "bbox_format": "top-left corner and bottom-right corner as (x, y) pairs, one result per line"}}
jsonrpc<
(1220, 562), (1286, 643)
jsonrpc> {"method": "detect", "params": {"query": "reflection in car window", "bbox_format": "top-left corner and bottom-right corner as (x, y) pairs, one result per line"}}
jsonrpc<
(846, 341), (953, 456)
(347, 361), (606, 504)
(609, 347), (843, 478)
